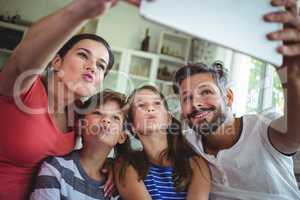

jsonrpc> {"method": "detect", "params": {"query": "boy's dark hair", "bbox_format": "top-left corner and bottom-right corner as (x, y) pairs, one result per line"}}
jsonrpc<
(116, 85), (201, 192)
(76, 89), (127, 120)
(57, 33), (114, 76)
(173, 61), (228, 95)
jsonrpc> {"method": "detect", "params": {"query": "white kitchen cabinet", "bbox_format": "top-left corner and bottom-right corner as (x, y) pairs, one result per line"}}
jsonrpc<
(158, 31), (191, 62)
(102, 46), (185, 118)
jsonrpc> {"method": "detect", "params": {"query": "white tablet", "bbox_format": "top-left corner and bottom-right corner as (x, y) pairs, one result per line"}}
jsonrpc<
(140, 0), (283, 66)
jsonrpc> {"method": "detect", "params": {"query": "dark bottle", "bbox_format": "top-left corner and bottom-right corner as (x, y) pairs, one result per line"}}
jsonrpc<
(141, 28), (150, 52)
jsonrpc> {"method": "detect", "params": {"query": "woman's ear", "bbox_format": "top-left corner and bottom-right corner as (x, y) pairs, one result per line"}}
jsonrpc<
(51, 54), (63, 72)
(118, 131), (128, 144)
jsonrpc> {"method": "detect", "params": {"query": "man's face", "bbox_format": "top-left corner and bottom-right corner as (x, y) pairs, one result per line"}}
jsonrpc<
(179, 73), (231, 135)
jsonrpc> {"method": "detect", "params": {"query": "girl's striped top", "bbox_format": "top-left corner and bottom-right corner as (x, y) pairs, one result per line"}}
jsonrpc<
(143, 164), (187, 200)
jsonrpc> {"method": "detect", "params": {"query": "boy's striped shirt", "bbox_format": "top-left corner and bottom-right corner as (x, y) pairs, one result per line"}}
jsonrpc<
(30, 151), (107, 200)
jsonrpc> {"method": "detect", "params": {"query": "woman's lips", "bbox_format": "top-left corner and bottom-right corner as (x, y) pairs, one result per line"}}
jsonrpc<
(82, 74), (93, 82)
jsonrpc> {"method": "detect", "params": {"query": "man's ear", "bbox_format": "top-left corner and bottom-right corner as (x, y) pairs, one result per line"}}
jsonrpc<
(118, 131), (128, 144)
(225, 88), (234, 107)
(51, 54), (63, 71)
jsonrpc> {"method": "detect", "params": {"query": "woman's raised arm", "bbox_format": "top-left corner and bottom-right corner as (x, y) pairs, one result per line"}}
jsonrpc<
(0, 0), (111, 96)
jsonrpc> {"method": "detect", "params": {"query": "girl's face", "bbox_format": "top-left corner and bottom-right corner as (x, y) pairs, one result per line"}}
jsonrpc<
(131, 89), (171, 135)
(52, 39), (110, 97)
(83, 100), (125, 148)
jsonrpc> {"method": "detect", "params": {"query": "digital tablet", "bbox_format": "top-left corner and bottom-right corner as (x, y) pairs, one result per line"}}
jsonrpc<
(140, 0), (283, 66)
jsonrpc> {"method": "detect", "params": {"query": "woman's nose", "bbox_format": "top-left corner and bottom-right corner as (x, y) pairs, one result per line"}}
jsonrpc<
(84, 59), (96, 73)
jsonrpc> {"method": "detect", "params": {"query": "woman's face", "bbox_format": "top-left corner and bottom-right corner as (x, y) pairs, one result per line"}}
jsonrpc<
(52, 39), (110, 97)
(131, 89), (170, 135)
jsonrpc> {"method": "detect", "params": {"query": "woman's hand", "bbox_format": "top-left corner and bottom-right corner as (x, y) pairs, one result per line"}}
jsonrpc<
(69, 0), (112, 20)
(71, 0), (154, 20)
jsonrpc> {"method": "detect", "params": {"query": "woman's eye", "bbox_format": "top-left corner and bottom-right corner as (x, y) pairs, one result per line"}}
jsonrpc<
(96, 63), (105, 71)
(78, 52), (88, 59)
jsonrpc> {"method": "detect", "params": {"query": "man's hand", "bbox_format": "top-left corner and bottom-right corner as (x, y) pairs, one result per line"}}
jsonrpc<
(264, 0), (300, 154)
(265, 0), (300, 65)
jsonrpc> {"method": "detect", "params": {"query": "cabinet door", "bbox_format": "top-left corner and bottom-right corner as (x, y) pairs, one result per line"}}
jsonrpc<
(102, 71), (120, 91)
(125, 51), (158, 94)
(102, 48), (126, 92)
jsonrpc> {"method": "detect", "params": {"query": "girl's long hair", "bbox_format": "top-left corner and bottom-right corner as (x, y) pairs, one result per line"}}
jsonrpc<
(115, 85), (199, 191)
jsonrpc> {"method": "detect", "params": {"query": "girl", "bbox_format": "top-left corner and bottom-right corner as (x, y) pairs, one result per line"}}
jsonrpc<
(115, 85), (211, 200)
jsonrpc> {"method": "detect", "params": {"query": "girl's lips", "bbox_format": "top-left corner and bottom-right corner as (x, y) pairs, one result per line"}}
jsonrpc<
(82, 74), (93, 82)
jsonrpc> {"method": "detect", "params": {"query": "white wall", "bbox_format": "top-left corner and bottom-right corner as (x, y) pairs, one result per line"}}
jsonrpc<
(95, 2), (188, 52)
(0, 0), (190, 53)
(0, 0), (71, 22)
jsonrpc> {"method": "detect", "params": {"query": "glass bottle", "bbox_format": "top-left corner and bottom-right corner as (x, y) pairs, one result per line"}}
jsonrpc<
(141, 28), (150, 52)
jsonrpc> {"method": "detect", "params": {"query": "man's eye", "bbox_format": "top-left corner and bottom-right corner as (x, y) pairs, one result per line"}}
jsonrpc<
(201, 89), (213, 96)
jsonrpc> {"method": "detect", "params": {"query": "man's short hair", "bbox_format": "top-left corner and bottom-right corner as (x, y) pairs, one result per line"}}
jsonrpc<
(173, 61), (228, 95)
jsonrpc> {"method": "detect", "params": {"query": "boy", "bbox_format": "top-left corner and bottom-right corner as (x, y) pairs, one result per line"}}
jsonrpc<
(30, 90), (128, 200)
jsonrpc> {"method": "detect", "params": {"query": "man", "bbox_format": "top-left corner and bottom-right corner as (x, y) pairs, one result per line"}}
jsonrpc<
(173, 0), (300, 199)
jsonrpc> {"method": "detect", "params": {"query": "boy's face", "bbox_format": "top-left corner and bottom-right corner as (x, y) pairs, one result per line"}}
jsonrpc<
(82, 100), (125, 148)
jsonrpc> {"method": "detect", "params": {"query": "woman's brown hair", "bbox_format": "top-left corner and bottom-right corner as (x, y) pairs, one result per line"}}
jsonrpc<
(115, 85), (199, 192)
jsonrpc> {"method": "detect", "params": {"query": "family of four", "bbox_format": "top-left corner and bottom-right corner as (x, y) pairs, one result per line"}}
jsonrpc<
(0, 0), (300, 199)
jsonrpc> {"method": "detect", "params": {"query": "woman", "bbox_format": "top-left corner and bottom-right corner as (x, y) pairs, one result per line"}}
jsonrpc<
(115, 85), (211, 200)
(0, 0), (139, 199)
